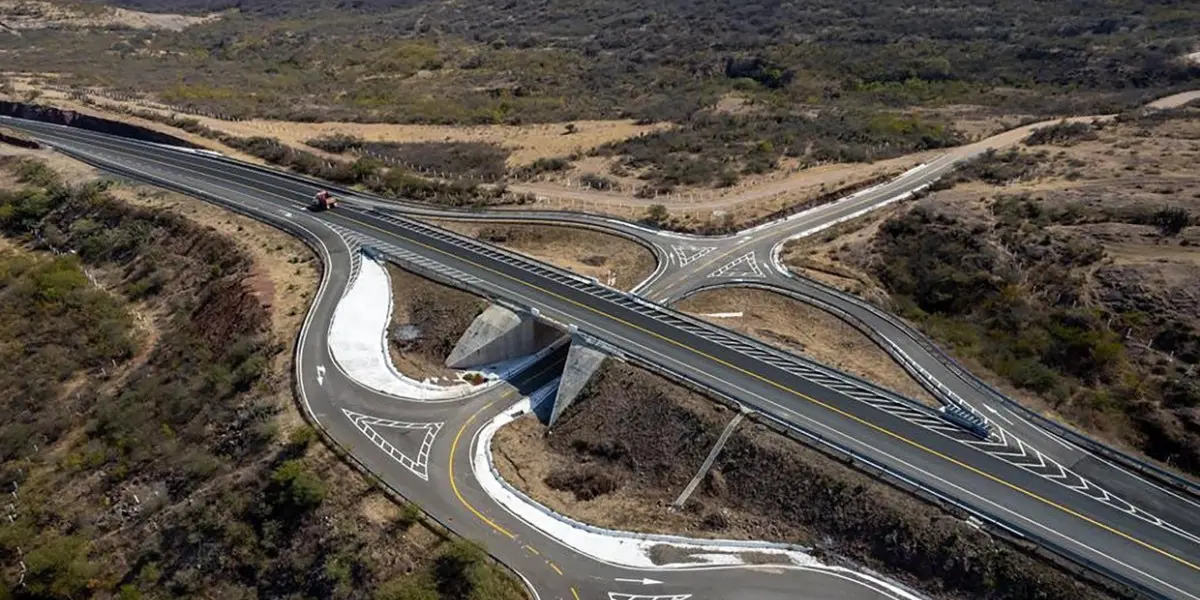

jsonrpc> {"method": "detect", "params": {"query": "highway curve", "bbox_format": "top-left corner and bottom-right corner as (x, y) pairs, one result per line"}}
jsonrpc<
(3, 117), (1199, 600)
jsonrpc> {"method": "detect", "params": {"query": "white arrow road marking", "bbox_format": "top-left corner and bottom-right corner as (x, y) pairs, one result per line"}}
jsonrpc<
(316, 364), (326, 386)
(614, 578), (663, 585)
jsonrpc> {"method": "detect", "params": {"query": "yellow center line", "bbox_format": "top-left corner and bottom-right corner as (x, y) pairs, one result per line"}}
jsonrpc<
(449, 402), (515, 540)
(570, 587), (581, 600)
(37, 124), (1196, 583)
(338, 210), (1200, 574)
(547, 561), (563, 576)
(523, 544), (540, 556)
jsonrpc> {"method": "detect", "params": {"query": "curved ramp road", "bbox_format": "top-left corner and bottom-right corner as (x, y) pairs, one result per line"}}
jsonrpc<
(4, 116), (1200, 599)
(1, 124), (920, 599)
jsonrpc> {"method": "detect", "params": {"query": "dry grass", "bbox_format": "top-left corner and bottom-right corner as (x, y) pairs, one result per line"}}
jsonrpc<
(429, 220), (656, 290)
(676, 288), (938, 405)
(4, 78), (666, 166)
(0, 1), (219, 31)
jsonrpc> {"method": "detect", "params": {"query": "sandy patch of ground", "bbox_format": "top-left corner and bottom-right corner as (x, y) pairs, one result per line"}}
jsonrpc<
(0, 1), (220, 31)
(429, 221), (656, 290)
(676, 288), (937, 405)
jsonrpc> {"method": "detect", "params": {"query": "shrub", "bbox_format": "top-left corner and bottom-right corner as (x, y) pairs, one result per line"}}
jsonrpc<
(544, 465), (621, 500)
(643, 203), (669, 226)
(269, 459), (327, 514)
(306, 133), (365, 153)
(1151, 206), (1191, 236)
(1024, 121), (1099, 146)
(580, 173), (619, 191)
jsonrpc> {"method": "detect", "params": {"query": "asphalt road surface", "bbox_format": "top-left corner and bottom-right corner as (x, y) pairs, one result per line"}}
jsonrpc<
(3, 116), (1198, 600)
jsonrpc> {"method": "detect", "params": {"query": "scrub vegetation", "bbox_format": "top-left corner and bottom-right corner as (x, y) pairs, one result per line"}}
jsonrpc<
(2, 0), (1197, 189)
(0, 154), (526, 600)
(494, 361), (1116, 600)
(816, 103), (1200, 474)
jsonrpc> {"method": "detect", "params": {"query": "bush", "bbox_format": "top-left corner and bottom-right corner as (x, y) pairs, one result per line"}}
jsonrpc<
(269, 459), (328, 514)
(580, 173), (619, 191)
(1024, 120), (1099, 146)
(22, 534), (99, 600)
(544, 465), (621, 500)
(1151, 206), (1191, 236)
(306, 133), (365, 153)
(12, 157), (62, 188)
(376, 575), (439, 600)
(643, 203), (669, 226)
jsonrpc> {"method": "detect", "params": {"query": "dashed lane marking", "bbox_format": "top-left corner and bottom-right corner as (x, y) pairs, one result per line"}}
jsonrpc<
(32, 125), (1198, 580)
(335, 210), (1200, 578)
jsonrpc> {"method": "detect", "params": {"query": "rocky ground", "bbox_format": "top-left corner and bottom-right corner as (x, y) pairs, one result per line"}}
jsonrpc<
(493, 360), (1114, 600)
(384, 264), (487, 381)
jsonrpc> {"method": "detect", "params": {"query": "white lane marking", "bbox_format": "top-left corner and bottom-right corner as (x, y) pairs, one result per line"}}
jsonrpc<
(608, 594), (691, 600)
(707, 251), (762, 279)
(316, 364), (326, 386)
(342, 409), (443, 481)
(672, 245), (717, 267)
(33, 127), (1200, 593)
(469, 291), (1200, 599)
(609, 594), (691, 600)
(982, 404), (1013, 425)
(614, 577), (663, 585)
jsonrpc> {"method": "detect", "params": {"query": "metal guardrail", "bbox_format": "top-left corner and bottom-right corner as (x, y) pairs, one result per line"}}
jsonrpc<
(50, 144), (1157, 599)
(787, 273), (1200, 499)
(608, 350), (1149, 600)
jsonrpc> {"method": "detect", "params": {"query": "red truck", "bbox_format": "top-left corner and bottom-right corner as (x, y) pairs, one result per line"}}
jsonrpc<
(310, 190), (338, 211)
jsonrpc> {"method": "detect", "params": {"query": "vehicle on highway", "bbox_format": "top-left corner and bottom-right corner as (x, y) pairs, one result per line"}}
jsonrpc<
(310, 189), (338, 211)
(939, 404), (991, 439)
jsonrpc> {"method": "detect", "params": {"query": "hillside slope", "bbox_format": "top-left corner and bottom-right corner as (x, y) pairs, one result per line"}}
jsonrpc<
(0, 150), (526, 600)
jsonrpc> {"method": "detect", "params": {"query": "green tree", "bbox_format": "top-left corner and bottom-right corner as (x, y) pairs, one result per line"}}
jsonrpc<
(376, 575), (440, 600)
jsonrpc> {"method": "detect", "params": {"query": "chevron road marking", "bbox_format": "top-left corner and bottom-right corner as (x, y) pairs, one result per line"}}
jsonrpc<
(342, 409), (442, 481)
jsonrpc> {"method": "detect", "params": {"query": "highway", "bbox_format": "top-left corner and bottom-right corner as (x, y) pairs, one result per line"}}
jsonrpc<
(3, 115), (1199, 600)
